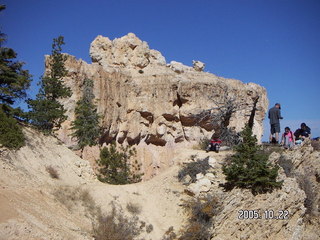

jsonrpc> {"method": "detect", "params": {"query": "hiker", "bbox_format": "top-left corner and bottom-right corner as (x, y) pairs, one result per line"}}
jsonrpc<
(281, 127), (295, 149)
(294, 123), (311, 141)
(268, 103), (283, 143)
(206, 134), (222, 153)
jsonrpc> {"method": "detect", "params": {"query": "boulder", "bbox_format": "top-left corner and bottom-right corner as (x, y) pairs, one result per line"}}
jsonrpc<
(192, 60), (205, 72)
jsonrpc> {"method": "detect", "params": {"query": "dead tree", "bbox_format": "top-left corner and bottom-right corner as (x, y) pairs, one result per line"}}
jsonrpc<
(195, 85), (245, 146)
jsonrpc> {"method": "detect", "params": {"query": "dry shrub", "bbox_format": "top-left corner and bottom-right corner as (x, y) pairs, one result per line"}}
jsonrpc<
(126, 202), (141, 215)
(296, 172), (317, 216)
(146, 224), (153, 233)
(54, 188), (152, 239)
(261, 144), (284, 155)
(93, 203), (141, 240)
(53, 186), (99, 218)
(198, 138), (210, 151)
(161, 226), (177, 240)
(54, 187), (75, 210)
(277, 156), (294, 177)
(179, 194), (222, 240)
(311, 139), (320, 151)
(46, 166), (59, 179)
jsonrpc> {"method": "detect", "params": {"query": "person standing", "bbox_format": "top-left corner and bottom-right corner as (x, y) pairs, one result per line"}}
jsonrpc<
(268, 103), (283, 143)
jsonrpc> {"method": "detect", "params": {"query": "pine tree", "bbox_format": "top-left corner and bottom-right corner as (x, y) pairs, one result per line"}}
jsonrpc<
(222, 124), (283, 195)
(0, 109), (25, 149)
(0, 5), (31, 114)
(96, 143), (141, 185)
(27, 36), (71, 132)
(70, 78), (100, 149)
(0, 5), (31, 149)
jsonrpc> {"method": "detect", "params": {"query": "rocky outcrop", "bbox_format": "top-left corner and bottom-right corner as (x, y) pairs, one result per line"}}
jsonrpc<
(179, 144), (320, 240)
(90, 33), (166, 71)
(53, 33), (268, 179)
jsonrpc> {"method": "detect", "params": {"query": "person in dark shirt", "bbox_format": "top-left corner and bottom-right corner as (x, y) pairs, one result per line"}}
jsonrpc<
(268, 103), (283, 143)
(294, 123), (311, 141)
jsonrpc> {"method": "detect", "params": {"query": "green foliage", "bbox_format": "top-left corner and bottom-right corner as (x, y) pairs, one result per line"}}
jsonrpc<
(70, 78), (100, 149)
(27, 36), (71, 132)
(96, 143), (142, 185)
(41, 36), (71, 100)
(0, 6), (29, 149)
(222, 124), (283, 195)
(0, 108), (25, 149)
(0, 8), (31, 109)
(27, 96), (66, 132)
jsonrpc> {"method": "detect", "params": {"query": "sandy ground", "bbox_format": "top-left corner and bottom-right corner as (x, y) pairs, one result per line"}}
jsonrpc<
(0, 128), (227, 240)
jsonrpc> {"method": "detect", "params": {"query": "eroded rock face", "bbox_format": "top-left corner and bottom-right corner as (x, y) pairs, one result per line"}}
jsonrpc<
(53, 33), (268, 179)
(90, 33), (166, 71)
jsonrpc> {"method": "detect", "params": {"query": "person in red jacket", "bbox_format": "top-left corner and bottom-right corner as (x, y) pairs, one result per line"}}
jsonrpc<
(206, 136), (222, 153)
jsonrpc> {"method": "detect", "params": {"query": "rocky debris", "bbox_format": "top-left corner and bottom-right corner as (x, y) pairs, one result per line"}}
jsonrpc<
(179, 146), (320, 240)
(208, 157), (217, 168)
(182, 156), (218, 196)
(192, 60), (205, 72)
(187, 177), (211, 196)
(211, 182), (306, 240)
(169, 60), (192, 73)
(275, 142), (320, 239)
(90, 32), (166, 71)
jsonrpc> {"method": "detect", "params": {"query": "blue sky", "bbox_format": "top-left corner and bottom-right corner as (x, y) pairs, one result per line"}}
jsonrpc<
(1, 0), (319, 140)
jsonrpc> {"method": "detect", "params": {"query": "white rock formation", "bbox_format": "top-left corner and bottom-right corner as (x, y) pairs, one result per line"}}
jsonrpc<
(51, 33), (268, 179)
(192, 60), (205, 71)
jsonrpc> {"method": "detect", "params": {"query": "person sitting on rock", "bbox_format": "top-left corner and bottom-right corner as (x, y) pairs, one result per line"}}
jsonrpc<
(206, 134), (222, 153)
(281, 127), (295, 149)
(294, 123), (311, 142)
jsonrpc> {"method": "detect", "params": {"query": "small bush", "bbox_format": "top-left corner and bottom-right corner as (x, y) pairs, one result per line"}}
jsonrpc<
(54, 188), (151, 239)
(0, 109), (25, 149)
(296, 173), (317, 216)
(146, 224), (153, 233)
(162, 226), (177, 240)
(93, 203), (141, 240)
(53, 186), (99, 218)
(222, 124), (283, 195)
(96, 142), (142, 185)
(46, 166), (59, 179)
(198, 138), (210, 150)
(178, 156), (210, 183)
(179, 194), (221, 240)
(277, 156), (294, 177)
(311, 140), (320, 151)
(126, 202), (141, 215)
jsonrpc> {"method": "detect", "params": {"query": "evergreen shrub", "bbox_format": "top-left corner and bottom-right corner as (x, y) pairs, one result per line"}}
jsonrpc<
(96, 143), (142, 185)
(222, 124), (283, 195)
(0, 109), (25, 149)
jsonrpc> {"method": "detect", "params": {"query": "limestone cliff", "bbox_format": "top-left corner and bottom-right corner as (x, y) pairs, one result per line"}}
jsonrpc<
(52, 33), (268, 178)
